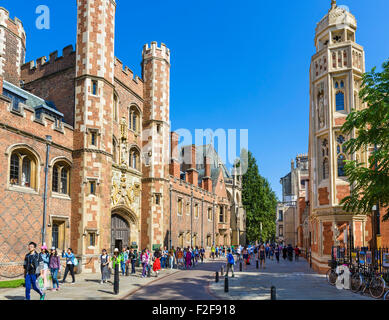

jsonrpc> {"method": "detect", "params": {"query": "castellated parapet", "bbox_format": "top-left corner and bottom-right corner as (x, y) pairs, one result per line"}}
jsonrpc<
(142, 42), (170, 64)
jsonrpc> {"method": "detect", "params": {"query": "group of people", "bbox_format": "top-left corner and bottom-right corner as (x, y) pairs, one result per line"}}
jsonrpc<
(23, 242), (77, 300)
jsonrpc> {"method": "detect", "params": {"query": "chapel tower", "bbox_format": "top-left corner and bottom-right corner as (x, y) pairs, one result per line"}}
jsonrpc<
(72, 0), (116, 272)
(308, 0), (368, 272)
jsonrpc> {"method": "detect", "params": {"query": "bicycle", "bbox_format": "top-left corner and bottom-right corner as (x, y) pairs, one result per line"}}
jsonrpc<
(351, 266), (386, 299)
(383, 290), (389, 300)
(326, 260), (338, 286)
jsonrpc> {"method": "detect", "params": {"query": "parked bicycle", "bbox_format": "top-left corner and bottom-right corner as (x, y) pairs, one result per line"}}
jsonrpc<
(350, 265), (386, 299)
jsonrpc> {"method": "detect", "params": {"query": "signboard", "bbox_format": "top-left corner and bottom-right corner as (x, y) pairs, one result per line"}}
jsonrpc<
(383, 253), (389, 268)
(366, 251), (372, 265)
(152, 244), (161, 251)
(359, 251), (366, 265)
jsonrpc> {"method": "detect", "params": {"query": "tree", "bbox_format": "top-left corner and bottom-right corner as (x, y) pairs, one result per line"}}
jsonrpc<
(341, 59), (389, 221)
(240, 149), (278, 243)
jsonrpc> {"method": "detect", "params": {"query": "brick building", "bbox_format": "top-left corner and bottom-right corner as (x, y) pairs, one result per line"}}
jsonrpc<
(307, 0), (389, 273)
(0, 1), (245, 279)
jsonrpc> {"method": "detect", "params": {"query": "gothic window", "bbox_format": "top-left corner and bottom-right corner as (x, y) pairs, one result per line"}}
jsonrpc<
(208, 207), (213, 221)
(92, 81), (98, 95)
(336, 92), (345, 111)
(340, 81), (344, 88)
(335, 82), (339, 89)
(336, 135), (347, 177)
(129, 105), (141, 134)
(52, 161), (71, 195)
(194, 203), (199, 219)
(9, 149), (38, 189)
(177, 198), (183, 216)
(219, 206), (224, 223)
(129, 147), (140, 170)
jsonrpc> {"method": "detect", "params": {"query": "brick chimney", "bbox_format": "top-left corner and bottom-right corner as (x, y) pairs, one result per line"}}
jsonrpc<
(169, 132), (180, 178)
(202, 156), (212, 192)
(186, 144), (198, 185)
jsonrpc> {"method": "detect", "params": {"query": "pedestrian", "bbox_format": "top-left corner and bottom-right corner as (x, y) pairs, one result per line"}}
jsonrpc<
(236, 245), (241, 261)
(23, 242), (45, 300)
(168, 248), (174, 269)
(275, 245), (280, 263)
(141, 249), (148, 278)
(61, 248), (76, 284)
(112, 248), (121, 294)
(129, 248), (137, 274)
(49, 247), (61, 291)
(242, 246), (249, 271)
(200, 247), (205, 263)
(270, 246), (274, 261)
(282, 246), (287, 261)
(120, 247), (128, 276)
(265, 244), (270, 259)
(294, 246), (301, 262)
(177, 248), (184, 269)
(287, 244), (294, 261)
(185, 247), (192, 269)
(100, 249), (111, 284)
(146, 248), (152, 277)
(39, 245), (50, 291)
(211, 245), (215, 260)
(153, 249), (161, 277)
(161, 246), (168, 269)
(258, 244), (266, 269)
(226, 249), (235, 277)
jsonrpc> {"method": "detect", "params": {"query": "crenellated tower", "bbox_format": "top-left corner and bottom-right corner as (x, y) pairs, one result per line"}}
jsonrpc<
(0, 7), (26, 86)
(141, 42), (171, 250)
(72, 0), (116, 271)
(308, 0), (368, 272)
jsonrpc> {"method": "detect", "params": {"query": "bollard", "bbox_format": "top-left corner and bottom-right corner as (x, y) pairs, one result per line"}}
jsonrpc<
(239, 262), (242, 272)
(256, 260), (259, 269)
(221, 266), (224, 277)
(113, 263), (119, 295)
(271, 286), (276, 300)
(215, 271), (219, 283)
(224, 276), (229, 292)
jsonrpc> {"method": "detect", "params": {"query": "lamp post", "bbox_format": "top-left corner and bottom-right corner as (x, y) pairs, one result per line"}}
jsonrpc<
(374, 144), (381, 249)
(42, 135), (52, 245)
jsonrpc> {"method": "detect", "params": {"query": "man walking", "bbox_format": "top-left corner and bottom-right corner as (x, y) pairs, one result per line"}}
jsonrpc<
(294, 246), (301, 262)
(24, 242), (45, 300)
(226, 249), (235, 277)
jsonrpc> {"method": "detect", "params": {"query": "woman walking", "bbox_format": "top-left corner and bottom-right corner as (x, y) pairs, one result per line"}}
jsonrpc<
(61, 248), (76, 284)
(100, 249), (111, 284)
(242, 246), (249, 270)
(258, 244), (266, 269)
(39, 245), (50, 290)
(49, 247), (61, 291)
(141, 249), (148, 278)
(153, 249), (161, 277)
(185, 248), (192, 269)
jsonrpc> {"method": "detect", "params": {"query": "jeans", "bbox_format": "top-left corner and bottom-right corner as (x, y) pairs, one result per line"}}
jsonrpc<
(169, 257), (174, 269)
(161, 257), (166, 268)
(142, 263), (147, 277)
(121, 261), (126, 275)
(62, 264), (75, 283)
(25, 273), (43, 300)
(50, 268), (59, 289)
(131, 260), (136, 274)
(226, 263), (235, 277)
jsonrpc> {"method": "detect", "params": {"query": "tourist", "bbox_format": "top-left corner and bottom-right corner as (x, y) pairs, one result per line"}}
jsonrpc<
(39, 245), (50, 290)
(275, 245), (280, 263)
(161, 246), (168, 269)
(282, 246), (287, 261)
(153, 249), (161, 276)
(177, 248), (184, 269)
(120, 247), (128, 276)
(141, 249), (148, 278)
(294, 245), (301, 262)
(226, 249), (235, 277)
(168, 248), (175, 269)
(61, 248), (76, 284)
(185, 247), (192, 269)
(211, 245), (215, 260)
(200, 247), (205, 263)
(111, 248), (121, 294)
(287, 244), (294, 261)
(129, 249), (137, 274)
(49, 247), (61, 291)
(100, 249), (111, 284)
(236, 245), (241, 261)
(242, 246), (249, 270)
(146, 248), (152, 277)
(23, 242), (45, 300)
(265, 244), (270, 259)
(258, 244), (266, 269)
(269, 246), (274, 261)
(191, 247), (196, 267)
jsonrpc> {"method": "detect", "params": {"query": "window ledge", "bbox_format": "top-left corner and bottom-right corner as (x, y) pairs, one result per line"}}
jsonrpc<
(8, 185), (38, 195)
(10, 109), (24, 117)
(51, 192), (71, 200)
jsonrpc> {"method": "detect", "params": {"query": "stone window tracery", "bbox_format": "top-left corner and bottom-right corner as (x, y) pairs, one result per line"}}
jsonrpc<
(336, 135), (347, 177)
(52, 161), (71, 195)
(9, 149), (38, 189)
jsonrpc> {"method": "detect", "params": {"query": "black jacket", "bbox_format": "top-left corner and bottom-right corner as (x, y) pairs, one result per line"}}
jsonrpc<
(24, 252), (40, 275)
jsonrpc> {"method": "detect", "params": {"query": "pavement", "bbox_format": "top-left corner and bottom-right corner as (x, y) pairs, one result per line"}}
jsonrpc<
(0, 266), (179, 300)
(209, 256), (375, 300)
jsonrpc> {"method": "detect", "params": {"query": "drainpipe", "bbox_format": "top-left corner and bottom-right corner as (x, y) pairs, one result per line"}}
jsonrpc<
(213, 200), (215, 246)
(201, 197), (204, 248)
(191, 190), (193, 247)
(42, 135), (52, 245)
(169, 185), (172, 250)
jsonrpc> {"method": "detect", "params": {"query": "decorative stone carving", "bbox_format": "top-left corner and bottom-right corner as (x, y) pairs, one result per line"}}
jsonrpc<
(111, 173), (141, 207)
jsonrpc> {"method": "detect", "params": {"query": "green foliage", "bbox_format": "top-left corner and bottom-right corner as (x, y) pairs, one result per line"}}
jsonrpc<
(241, 149), (278, 243)
(341, 59), (389, 221)
(0, 279), (25, 288)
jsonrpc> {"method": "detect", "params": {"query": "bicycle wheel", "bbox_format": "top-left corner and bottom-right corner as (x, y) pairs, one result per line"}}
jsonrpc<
(369, 276), (386, 299)
(384, 290), (389, 300)
(350, 273), (363, 293)
(326, 269), (337, 286)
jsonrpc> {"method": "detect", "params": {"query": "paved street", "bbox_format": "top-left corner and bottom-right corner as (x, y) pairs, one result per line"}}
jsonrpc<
(125, 259), (225, 300)
(209, 256), (374, 300)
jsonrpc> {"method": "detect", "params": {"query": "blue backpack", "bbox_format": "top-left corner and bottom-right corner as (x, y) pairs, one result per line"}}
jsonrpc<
(227, 253), (234, 265)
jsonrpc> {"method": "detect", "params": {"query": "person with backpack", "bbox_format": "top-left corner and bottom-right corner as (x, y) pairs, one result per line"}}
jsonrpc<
(61, 248), (76, 284)
(226, 249), (235, 277)
(99, 249), (111, 284)
(23, 242), (45, 300)
(49, 247), (61, 291)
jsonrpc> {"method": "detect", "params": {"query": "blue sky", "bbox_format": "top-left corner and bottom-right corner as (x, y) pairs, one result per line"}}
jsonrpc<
(3, 0), (389, 199)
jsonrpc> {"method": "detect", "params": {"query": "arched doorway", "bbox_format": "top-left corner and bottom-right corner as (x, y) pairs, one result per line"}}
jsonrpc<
(111, 214), (130, 253)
